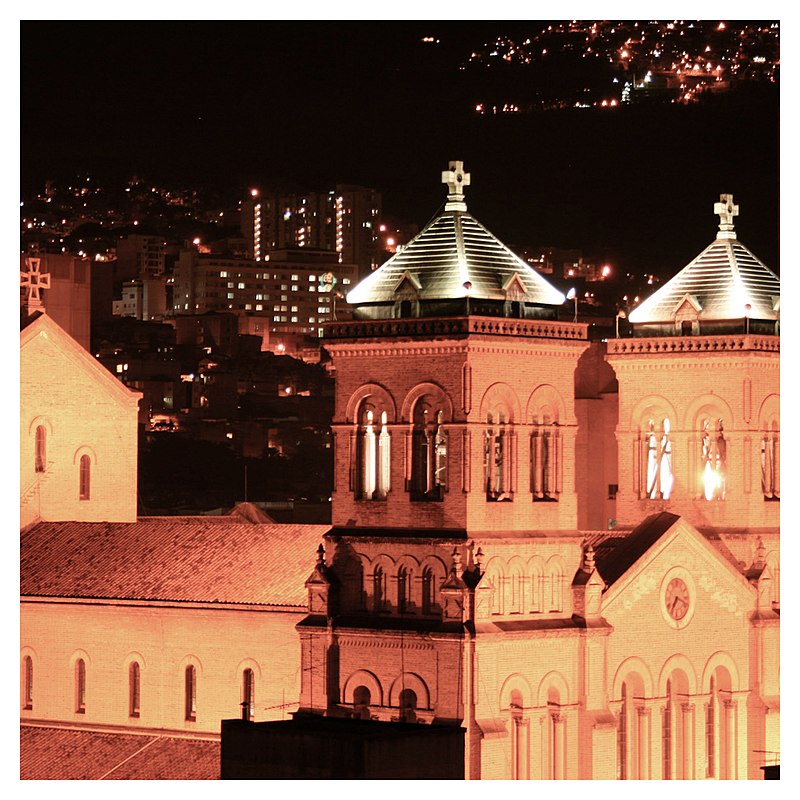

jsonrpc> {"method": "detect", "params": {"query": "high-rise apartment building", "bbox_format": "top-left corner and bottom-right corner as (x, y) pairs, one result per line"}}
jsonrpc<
(241, 185), (381, 279)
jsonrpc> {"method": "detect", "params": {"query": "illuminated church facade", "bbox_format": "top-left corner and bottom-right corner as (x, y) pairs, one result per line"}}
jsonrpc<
(20, 163), (779, 780)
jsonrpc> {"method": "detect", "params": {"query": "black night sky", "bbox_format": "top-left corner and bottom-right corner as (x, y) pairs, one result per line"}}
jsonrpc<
(21, 20), (780, 278)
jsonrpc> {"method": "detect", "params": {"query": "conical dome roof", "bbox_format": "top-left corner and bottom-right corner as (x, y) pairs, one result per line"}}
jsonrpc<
(629, 194), (779, 325)
(346, 161), (565, 308)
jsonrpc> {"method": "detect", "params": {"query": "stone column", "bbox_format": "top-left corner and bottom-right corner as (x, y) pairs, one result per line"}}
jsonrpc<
(725, 700), (737, 779)
(553, 713), (565, 779)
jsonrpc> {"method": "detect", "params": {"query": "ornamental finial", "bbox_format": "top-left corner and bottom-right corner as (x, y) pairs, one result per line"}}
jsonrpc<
(316, 543), (325, 566)
(442, 160), (470, 212)
(583, 542), (596, 573)
(714, 193), (739, 240)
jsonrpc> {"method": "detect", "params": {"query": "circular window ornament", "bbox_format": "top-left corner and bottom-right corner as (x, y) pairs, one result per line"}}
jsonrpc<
(660, 567), (695, 629)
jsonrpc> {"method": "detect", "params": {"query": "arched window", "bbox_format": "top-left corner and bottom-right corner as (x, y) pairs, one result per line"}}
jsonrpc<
(662, 679), (673, 779)
(700, 418), (726, 500)
(617, 682), (629, 779)
(185, 665), (197, 721)
(79, 454), (91, 501)
(373, 566), (386, 613)
(397, 566), (411, 613)
(485, 411), (513, 501)
(421, 566), (434, 614)
(531, 417), (560, 501)
(549, 564), (564, 612)
(761, 422), (780, 500)
(129, 662), (141, 718)
(410, 405), (446, 501)
(546, 688), (566, 780)
(35, 426), (46, 473)
(242, 668), (255, 721)
(75, 658), (86, 714)
(509, 688), (528, 779)
(23, 656), (33, 710)
(644, 418), (673, 500)
(530, 562), (544, 613)
(705, 675), (716, 778)
(353, 685), (371, 720)
(399, 688), (417, 723)
(508, 565), (524, 614)
(356, 407), (390, 500)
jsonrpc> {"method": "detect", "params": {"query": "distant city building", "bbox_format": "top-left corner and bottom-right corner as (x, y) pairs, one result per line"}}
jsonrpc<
(172, 246), (356, 341)
(115, 234), (173, 281)
(241, 185), (381, 279)
(114, 277), (168, 321)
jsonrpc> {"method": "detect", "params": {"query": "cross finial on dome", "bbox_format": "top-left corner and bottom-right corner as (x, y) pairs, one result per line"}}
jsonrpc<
(21, 257), (51, 313)
(714, 193), (739, 240)
(442, 160), (470, 212)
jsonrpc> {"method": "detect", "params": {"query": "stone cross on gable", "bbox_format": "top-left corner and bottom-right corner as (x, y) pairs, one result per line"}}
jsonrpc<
(20, 257), (51, 311)
(714, 193), (739, 239)
(442, 160), (470, 211)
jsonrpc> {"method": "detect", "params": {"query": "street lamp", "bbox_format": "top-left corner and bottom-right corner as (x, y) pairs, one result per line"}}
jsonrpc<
(566, 287), (577, 323)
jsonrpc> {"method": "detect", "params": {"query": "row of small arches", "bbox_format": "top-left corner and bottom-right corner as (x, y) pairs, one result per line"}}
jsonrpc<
(481, 555), (568, 615)
(342, 669), (430, 722)
(631, 392), (778, 432)
(346, 381), (566, 426)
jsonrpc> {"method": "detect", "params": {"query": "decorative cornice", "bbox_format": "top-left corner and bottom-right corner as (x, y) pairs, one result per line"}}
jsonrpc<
(324, 316), (588, 343)
(607, 334), (779, 356)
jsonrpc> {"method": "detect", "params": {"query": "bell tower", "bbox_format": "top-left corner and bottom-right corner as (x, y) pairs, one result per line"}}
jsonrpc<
(607, 195), (780, 530)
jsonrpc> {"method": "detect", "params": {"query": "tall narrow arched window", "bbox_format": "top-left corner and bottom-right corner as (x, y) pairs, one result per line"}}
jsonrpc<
(373, 566), (386, 613)
(530, 563), (544, 613)
(617, 682), (629, 779)
(485, 411), (513, 501)
(549, 564), (564, 612)
(357, 407), (390, 500)
(35, 426), (46, 473)
(411, 405), (446, 501)
(399, 688), (418, 723)
(353, 685), (371, 720)
(185, 665), (197, 721)
(75, 658), (86, 714)
(531, 418), (560, 501)
(761, 422), (780, 500)
(705, 675), (716, 778)
(242, 668), (255, 721)
(23, 656), (33, 710)
(509, 689), (527, 779)
(644, 418), (673, 499)
(662, 679), (673, 779)
(129, 662), (141, 718)
(701, 419), (726, 500)
(397, 566), (411, 614)
(79, 454), (91, 500)
(421, 566), (434, 614)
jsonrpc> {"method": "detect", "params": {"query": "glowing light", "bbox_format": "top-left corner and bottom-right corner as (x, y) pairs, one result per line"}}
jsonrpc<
(386, 237), (395, 247)
(602, 265), (611, 277)
(250, 188), (259, 197)
(193, 238), (201, 245)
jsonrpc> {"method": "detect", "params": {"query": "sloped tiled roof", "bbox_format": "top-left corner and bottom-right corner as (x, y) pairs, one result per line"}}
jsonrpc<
(21, 518), (330, 607)
(20, 725), (219, 780)
(347, 162), (565, 307)
(629, 194), (779, 324)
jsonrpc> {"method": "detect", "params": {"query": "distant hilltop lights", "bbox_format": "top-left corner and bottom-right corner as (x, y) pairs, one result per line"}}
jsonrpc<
(466, 20), (778, 112)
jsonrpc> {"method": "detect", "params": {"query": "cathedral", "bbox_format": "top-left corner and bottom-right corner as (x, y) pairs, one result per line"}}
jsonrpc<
(20, 162), (779, 780)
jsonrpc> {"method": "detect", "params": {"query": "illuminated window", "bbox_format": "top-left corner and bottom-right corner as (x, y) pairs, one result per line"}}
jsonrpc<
(185, 665), (197, 721)
(356, 406), (390, 501)
(700, 419), (726, 500)
(23, 656), (33, 710)
(242, 669), (254, 721)
(35, 426), (46, 473)
(129, 662), (140, 718)
(75, 658), (86, 714)
(291, 274), (299, 281)
(485, 411), (513, 501)
(353, 685), (371, 720)
(220, 271), (228, 278)
(644, 418), (673, 500)
(237, 282), (245, 290)
(411, 403), (446, 501)
(79, 455), (91, 500)
(531, 417), (560, 501)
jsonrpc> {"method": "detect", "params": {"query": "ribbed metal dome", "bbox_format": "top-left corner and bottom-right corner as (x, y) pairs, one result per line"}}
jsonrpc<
(346, 161), (565, 308)
(629, 194), (780, 325)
